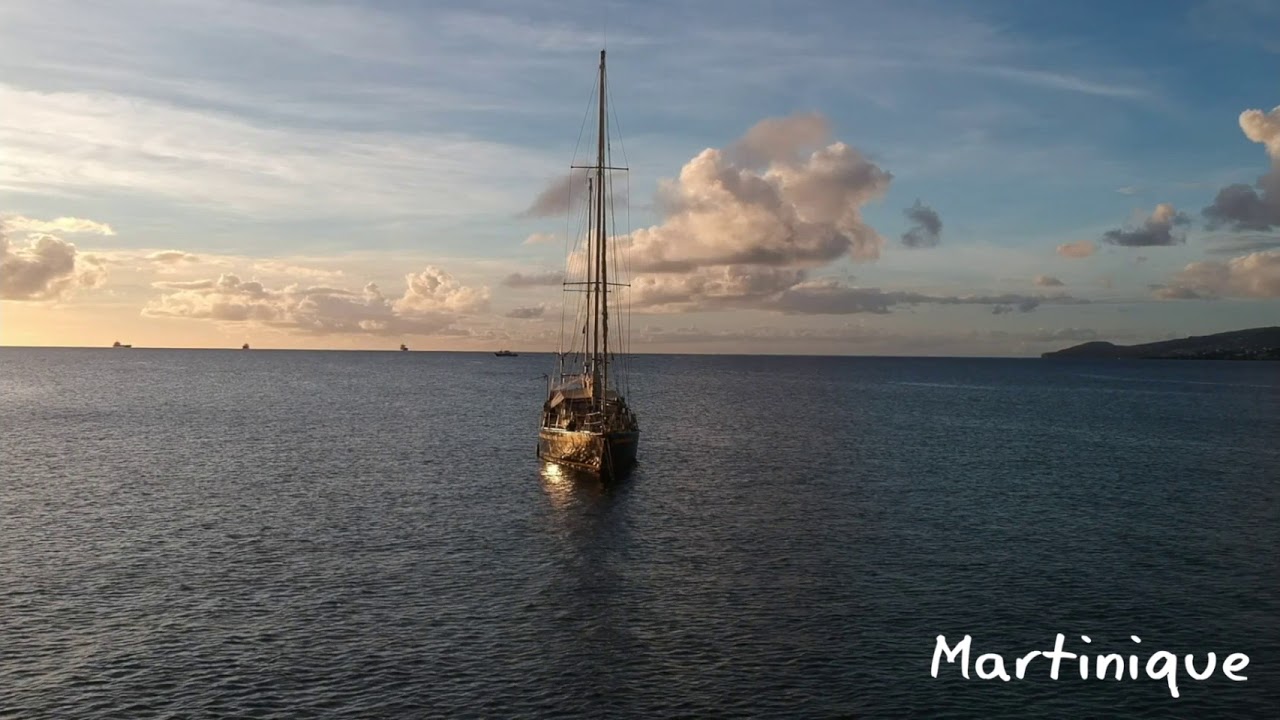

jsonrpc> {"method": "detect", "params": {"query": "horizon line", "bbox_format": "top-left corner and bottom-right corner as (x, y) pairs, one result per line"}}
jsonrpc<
(0, 344), (1053, 360)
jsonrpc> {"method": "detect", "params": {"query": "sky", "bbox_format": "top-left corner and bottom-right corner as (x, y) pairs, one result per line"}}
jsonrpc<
(1, 0), (1278, 356)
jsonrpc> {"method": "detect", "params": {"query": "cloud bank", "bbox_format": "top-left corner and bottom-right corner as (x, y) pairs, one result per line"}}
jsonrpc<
(629, 265), (1084, 315)
(147, 250), (201, 265)
(1, 215), (116, 236)
(144, 266), (488, 335)
(502, 271), (563, 287)
(1154, 250), (1280, 299)
(505, 305), (545, 319)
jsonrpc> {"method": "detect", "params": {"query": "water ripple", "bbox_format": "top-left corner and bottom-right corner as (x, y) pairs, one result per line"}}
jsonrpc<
(1, 350), (1277, 718)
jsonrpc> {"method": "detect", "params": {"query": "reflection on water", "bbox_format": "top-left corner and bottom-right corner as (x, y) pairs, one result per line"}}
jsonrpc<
(539, 461), (604, 511)
(538, 461), (635, 513)
(534, 461), (646, 710)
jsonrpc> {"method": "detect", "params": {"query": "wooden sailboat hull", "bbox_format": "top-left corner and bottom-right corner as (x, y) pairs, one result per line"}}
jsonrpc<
(538, 428), (639, 475)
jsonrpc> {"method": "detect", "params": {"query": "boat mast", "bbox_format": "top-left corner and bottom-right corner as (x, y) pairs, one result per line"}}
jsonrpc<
(594, 49), (609, 409)
(585, 174), (594, 377)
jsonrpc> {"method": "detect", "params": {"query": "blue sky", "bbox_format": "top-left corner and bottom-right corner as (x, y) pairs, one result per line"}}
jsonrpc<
(1, 0), (1277, 353)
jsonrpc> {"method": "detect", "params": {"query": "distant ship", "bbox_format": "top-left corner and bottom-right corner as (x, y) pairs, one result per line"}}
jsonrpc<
(400, 344), (409, 351)
(494, 350), (518, 357)
(111, 340), (132, 348)
(241, 343), (250, 350)
(536, 50), (640, 478)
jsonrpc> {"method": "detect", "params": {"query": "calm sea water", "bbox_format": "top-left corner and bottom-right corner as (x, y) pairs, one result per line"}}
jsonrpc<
(2, 348), (1277, 718)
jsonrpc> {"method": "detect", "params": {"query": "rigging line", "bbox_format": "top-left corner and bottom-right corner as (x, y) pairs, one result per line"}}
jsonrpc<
(604, 80), (628, 385)
(564, 174), (582, 365)
(562, 195), (583, 362)
(581, 170), (593, 366)
(623, 170), (632, 395)
(607, 167), (621, 357)
(605, 78), (634, 390)
(607, 163), (631, 398)
(607, 81), (630, 178)
(570, 67), (598, 171)
(558, 66), (602, 369)
(572, 175), (591, 365)
(558, 169), (572, 363)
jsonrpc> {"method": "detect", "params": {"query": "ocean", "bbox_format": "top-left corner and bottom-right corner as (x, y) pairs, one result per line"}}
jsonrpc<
(2, 348), (1277, 718)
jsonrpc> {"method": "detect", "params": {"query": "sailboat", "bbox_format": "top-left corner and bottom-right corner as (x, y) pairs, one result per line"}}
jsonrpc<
(536, 49), (640, 477)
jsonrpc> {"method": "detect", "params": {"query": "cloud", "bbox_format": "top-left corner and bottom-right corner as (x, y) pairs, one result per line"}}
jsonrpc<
(1056, 239), (1096, 258)
(631, 324), (1130, 355)
(146, 250), (200, 265)
(728, 111), (831, 167)
(151, 279), (217, 290)
(1102, 203), (1190, 246)
(624, 113), (891, 273)
(774, 283), (1085, 316)
(393, 266), (490, 314)
(636, 323), (899, 346)
(900, 200), (942, 248)
(1020, 327), (1099, 343)
(963, 65), (1149, 100)
(505, 305), (545, 319)
(0, 230), (106, 301)
(523, 232), (557, 245)
(631, 265), (806, 312)
(1, 215), (116, 236)
(1150, 284), (1205, 300)
(1202, 106), (1280, 231)
(770, 280), (904, 315)
(144, 266), (488, 335)
(0, 84), (552, 219)
(251, 260), (344, 281)
(629, 265), (1084, 315)
(1153, 250), (1280, 299)
(1034, 274), (1064, 287)
(1204, 235), (1280, 255)
(520, 174), (577, 218)
(519, 172), (627, 219)
(501, 271), (563, 287)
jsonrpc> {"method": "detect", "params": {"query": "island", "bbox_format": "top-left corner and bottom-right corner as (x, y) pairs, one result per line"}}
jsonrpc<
(1041, 326), (1280, 361)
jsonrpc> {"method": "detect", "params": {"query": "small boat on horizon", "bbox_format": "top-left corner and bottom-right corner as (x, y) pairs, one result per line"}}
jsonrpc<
(241, 343), (250, 350)
(112, 340), (132, 349)
(400, 344), (409, 351)
(494, 349), (518, 357)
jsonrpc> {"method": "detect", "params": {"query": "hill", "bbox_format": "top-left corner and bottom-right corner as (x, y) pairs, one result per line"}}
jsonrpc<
(1041, 326), (1280, 360)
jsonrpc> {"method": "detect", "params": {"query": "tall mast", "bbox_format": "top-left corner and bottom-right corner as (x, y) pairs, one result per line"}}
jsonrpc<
(594, 49), (609, 406)
(585, 174), (594, 376)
